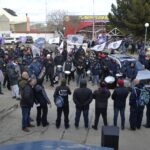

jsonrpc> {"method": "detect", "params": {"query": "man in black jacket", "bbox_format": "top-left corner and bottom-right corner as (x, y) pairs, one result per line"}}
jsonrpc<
(34, 78), (51, 127)
(112, 79), (129, 130)
(129, 80), (145, 130)
(19, 76), (36, 132)
(92, 82), (111, 130)
(73, 79), (92, 128)
(54, 79), (71, 129)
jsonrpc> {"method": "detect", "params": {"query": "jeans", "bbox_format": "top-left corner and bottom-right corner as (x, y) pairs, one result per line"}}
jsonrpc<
(129, 106), (144, 129)
(75, 108), (89, 128)
(76, 74), (83, 86)
(36, 105), (48, 126)
(94, 108), (107, 127)
(21, 107), (31, 129)
(114, 107), (125, 128)
(56, 104), (69, 128)
(146, 104), (150, 127)
(92, 75), (99, 85)
(11, 84), (19, 98)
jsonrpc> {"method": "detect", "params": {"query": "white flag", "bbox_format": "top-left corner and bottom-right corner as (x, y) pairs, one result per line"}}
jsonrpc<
(108, 40), (122, 49)
(91, 42), (106, 51)
(58, 41), (64, 54)
(48, 37), (60, 44)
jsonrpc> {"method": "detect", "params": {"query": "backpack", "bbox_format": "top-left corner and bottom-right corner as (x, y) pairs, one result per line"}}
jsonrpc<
(55, 96), (64, 108)
(135, 87), (150, 106)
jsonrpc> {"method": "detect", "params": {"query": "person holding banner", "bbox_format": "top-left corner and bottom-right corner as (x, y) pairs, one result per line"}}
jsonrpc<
(54, 53), (64, 81)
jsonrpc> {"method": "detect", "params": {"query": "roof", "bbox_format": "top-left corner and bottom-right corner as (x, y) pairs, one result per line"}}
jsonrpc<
(0, 8), (27, 24)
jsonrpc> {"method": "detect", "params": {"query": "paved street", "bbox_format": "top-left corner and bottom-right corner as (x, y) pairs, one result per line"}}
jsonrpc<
(0, 81), (149, 150)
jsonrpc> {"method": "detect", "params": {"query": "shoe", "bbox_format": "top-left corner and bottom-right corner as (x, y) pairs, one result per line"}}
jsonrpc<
(0, 92), (4, 95)
(12, 96), (16, 99)
(121, 127), (125, 130)
(56, 125), (60, 129)
(65, 125), (70, 129)
(30, 118), (34, 122)
(75, 124), (78, 129)
(130, 127), (136, 131)
(43, 122), (49, 127)
(22, 128), (30, 132)
(28, 124), (35, 127)
(143, 125), (150, 128)
(37, 122), (41, 126)
(92, 125), (98, 130)
(16, 97), (21, 100)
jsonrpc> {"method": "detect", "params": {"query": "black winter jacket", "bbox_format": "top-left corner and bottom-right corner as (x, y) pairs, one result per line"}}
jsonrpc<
(73, 87), (92, 110)
(54, 85), (71, 106)
(34, 84), (50, 106)
(112, 86), (129, 108)
(93, 88), (111, 109)
(19, 81), (34, 107)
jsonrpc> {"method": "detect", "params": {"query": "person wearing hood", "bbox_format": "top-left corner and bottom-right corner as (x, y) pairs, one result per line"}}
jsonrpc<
(129, 80), (145, 130)
(112, 79), (129, 130)
(92, 82), (111, 130)
(34, 78), (52, 127)
(73, 79), (92, 128)
(126, 62), (138, 81)
(53, 79), (71, 129)
(6, 59), (20, 100)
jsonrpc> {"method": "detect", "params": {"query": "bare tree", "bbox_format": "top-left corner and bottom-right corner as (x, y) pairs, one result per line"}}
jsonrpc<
(47, 10), (68, 33)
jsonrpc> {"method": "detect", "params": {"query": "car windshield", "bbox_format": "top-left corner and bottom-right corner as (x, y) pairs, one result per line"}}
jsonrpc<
(121, 60), (144, 71)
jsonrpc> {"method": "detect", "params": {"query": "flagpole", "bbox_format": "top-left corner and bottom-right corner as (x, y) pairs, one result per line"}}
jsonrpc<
(92, 0), (95, 40)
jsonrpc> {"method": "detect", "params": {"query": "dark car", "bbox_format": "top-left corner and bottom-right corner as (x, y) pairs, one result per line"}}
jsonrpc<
(26, 36), (33, 44)
(108, 54), (150, 83)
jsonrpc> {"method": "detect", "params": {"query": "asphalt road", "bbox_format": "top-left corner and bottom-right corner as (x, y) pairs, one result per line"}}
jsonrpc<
(0, 80), (149, 150)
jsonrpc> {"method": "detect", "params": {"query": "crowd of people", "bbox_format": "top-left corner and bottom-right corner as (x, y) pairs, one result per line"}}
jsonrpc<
(0, 42), (150, 132)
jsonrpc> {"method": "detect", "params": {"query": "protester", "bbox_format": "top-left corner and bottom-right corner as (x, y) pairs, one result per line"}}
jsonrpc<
(45, 54), (54, 87)
(63, 56), (73, 85)
(53, 79), (71, 129)
(92, 82), (111, 130)
(34, 78), (52, 127)
(7, 59), (20, 100)
(19, 73), (36, 132)
(129, 80), (145, 130)
(112, 79), (129, 130)
(73, 79), (92, 128)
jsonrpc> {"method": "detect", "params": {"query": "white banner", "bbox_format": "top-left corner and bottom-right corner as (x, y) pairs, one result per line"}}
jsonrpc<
(48, 37), (60, 44)
(91, 42), (106, 51)
(67, 35), (84, 45)
(108, 40), (122, 49)
(67, 42), (88, 53)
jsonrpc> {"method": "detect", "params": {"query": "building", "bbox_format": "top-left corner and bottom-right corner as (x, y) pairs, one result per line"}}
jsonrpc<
(64, 15), (109, 38)
(0, 8), (29, 35)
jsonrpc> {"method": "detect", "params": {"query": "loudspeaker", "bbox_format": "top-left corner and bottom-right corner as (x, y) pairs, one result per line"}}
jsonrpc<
(101, 126), (119, 150)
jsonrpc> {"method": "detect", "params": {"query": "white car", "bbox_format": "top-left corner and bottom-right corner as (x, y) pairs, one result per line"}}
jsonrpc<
(4, 37), (17, 45)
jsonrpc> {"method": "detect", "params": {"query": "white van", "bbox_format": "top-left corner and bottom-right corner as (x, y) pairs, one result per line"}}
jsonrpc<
(4, 37), (17, 44)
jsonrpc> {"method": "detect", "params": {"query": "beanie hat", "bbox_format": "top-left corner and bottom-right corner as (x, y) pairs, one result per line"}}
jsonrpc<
(117, 79), (124, 86)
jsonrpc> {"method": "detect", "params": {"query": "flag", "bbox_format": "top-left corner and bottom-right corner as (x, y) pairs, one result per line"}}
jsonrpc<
(108, 40), (122, 49)
(91, 42), (106, 51)
(67, 35), (84, 45)
(48, 37), (60, 44)
(58, 41), (64, 54)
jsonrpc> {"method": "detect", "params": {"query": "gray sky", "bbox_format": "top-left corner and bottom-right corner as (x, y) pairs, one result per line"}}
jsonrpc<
(0, 0), (116, 22)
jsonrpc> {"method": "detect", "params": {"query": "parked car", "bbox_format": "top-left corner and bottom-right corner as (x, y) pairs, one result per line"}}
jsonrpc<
(26, 36), (33, 43)
(4, 37), (17, 45)
(108, 54), (150, 83)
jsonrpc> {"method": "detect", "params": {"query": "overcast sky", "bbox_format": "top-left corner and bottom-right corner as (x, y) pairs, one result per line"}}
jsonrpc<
(0, 0), (116, 22)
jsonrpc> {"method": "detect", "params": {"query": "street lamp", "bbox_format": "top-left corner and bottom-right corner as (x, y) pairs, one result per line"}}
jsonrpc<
(92, 0), (95, 40)
(144, 22), (149, 50)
